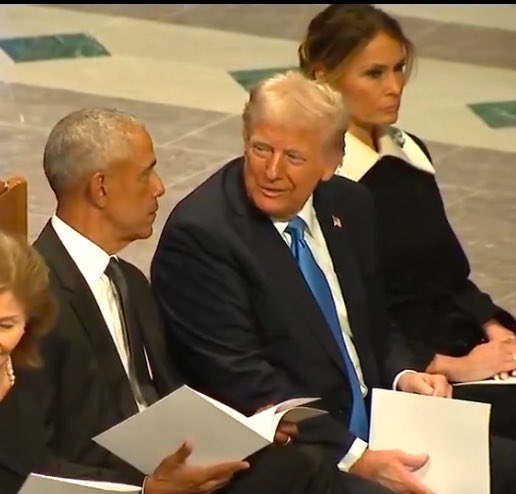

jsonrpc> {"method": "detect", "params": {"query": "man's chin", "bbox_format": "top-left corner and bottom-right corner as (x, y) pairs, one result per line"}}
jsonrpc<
(252, 198), (289, 220)
(132, 225), (154, 242)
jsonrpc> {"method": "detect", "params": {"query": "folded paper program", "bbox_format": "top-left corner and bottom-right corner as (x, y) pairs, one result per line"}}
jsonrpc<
(94, 385), (326, 474)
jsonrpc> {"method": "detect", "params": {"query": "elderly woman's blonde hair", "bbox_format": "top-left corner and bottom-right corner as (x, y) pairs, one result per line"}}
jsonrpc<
(242, 70), (348, 152)
(0, 231), (57, 367)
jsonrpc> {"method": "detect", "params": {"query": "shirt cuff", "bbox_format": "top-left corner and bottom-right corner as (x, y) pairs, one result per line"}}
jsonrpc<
(337, 437), (368, 471)
(392, 369), (418, 391)
(141, 476), (148, 494)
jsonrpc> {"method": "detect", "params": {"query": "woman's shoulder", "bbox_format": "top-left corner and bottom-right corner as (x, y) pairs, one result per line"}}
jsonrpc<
(385, 127), (431, 160)
(384, 126), (436, 175)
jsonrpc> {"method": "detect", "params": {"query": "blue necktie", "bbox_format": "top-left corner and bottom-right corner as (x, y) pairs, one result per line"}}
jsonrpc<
(285, 216), (369, 440)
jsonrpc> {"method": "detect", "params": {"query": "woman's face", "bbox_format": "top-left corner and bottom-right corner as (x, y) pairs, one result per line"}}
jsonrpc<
(334, 31), (408, 128)
(0, 289), (26, 372)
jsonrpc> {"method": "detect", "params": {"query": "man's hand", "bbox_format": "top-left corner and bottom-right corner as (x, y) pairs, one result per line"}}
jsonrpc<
(144, 441), (250, 494)
(350, 449), (436, 494)
(255, 403), (299, 446)
(274, 420), (299, 446)
(397, 372), (451, 398)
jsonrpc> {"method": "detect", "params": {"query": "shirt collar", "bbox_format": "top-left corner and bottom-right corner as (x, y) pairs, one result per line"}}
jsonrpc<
(272, 195), (316, 237)
(337, 126), (435, 182)
(51, 213), (113, 288)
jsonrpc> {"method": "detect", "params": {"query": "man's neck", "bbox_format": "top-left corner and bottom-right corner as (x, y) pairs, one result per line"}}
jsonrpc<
(55, 206), (126, 255)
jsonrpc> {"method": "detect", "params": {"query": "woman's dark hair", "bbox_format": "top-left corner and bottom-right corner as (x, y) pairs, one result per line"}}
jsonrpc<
(299, 4), (415, 84)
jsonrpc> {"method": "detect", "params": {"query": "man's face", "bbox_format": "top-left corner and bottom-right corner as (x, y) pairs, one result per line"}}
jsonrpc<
(102, 128), (164, 243)
(243, 122), (342, 220)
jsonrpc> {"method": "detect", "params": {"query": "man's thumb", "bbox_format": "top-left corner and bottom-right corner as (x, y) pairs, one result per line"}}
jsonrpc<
(174, 440), (194, 463)
(157, 440), (193, 472)
(402, 452), (429, 471)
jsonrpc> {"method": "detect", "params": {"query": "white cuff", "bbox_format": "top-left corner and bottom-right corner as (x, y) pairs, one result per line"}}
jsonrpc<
(337, 437), (368, 471)
(393, 369), (417, 391)
(141, 476), (148, 494)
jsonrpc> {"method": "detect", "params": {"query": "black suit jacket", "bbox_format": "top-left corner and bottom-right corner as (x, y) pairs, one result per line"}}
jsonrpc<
(151, 157), (416, 459)
(30, 223), (182, 483)
(0, 378), (46, 494)
(360, 134), (516, 368)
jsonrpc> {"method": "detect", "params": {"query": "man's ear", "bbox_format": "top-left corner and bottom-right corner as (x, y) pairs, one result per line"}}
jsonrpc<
(321, 149), (344, 182)
(88, 171), (108, 208)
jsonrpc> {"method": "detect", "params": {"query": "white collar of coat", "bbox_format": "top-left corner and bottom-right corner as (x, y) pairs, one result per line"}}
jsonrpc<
(336, 126), (435, 182)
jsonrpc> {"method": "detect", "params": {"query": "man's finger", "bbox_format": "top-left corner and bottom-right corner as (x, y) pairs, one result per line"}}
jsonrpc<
(405, 475), (437, 494)
(415, 378), (435, 396)
(400, 452), (429, 471)
(432, 379), (452, 398)
(277, 421), (299, 437)
(201, 477), (232, 493)
(445, 383), (453, 398)
(274, 430), (291, 445)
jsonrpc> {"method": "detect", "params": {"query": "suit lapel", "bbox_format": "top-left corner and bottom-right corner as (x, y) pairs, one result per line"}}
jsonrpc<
(68, 282), (138, 417)
(35, 224), (138, 417)
(224, 162), (346, 375)
(314, 187), (376, 380)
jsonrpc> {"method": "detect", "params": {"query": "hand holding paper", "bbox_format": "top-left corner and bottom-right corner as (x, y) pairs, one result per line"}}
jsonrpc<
(143, 440), (249, 494)
(396, 372), (451, 398)
(247, 397), (323, 445)
(94, 386), (326, 474)
(255, 403), (299, 445)
(350, 449), (435, 494)
(369, 388), (490, 494)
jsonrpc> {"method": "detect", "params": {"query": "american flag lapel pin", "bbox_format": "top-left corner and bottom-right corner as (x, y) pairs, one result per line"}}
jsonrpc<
(331, 215), (342, 228)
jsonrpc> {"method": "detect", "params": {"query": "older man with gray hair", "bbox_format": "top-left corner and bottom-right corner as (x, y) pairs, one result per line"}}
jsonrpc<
(151, 70), (457, 494)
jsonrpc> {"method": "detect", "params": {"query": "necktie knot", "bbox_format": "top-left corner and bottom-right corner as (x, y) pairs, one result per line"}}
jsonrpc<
(105, 257), (121, 279)
(285, 216), (306, 243)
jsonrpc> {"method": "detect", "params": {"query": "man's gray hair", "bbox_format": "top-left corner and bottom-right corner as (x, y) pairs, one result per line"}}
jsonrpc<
(242, 70), (348, 151)
(43, 108), (146, 195)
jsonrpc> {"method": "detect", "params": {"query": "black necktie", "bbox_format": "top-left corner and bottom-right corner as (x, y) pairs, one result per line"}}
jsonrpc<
(104, 258), (158, 407)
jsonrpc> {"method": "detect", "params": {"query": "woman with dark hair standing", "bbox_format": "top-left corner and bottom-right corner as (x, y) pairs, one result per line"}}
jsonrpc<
(298, 4), (516, 440)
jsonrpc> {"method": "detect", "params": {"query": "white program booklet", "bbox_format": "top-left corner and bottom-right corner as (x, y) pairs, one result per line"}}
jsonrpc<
(369, 388), (491, 494)
(19, 474), (140, 494)
(94, 385), (326, 474)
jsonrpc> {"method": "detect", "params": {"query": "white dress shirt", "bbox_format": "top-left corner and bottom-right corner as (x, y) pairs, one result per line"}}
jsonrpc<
(273, 197), (412, 470)
(51, 214), (148, 412)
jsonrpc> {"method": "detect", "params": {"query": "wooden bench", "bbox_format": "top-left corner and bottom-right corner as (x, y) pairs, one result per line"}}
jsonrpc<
(0, 177), (28, 238)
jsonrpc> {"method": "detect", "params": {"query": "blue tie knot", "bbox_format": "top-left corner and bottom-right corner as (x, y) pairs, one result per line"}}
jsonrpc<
(285, 216), (306, 243)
